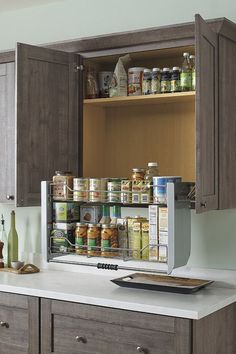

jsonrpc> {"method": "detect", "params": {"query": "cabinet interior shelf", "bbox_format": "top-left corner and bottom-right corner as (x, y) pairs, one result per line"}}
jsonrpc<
(84, 91), (195, 107)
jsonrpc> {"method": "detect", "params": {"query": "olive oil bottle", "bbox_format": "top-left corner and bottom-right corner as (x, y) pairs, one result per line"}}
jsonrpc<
(8, 211), (18, 267)
(180, 52), (192, 91)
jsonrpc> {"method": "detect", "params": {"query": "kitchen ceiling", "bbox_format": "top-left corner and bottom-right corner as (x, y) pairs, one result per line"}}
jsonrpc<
(0, 0), (64, 12)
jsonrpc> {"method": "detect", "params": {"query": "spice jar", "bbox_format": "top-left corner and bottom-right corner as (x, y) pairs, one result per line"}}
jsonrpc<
(87, 223), (101, 256)
(144, 162), (159, 181)
(131, 168), (145, 181)
(151, 68), (161, 94)
(75, 223), (88, 255)
(171, 67), (181, 93)
(101, 224), (119, 257)
(52, 171), (74, 200)
(142, 69), (152, 95)
(161, 68), (171, 93)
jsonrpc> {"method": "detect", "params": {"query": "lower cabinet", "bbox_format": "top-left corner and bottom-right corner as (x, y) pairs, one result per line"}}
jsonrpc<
(41, 299), (236, 354)
(0, 292), (39, 354)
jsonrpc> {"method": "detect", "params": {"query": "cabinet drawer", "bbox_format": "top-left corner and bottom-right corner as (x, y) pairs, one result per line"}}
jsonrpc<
(53, 314), (174, 354)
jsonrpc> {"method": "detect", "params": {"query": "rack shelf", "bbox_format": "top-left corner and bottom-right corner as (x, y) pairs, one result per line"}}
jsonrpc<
(84, 91), (195, 107)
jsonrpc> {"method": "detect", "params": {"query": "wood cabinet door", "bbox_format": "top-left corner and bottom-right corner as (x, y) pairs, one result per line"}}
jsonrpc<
(218, 19), (236, 209)
(16, 43), (82, 206)
(0, 62), (15, 203)
(195, 14), (219, 213)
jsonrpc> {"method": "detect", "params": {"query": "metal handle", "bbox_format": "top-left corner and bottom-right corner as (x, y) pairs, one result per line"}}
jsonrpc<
(136, 346), (146, 353)
(6, 195), (14, 200)
(200, 202), (207, 208)
(0, 321), (9, 328)
(75, 336), (87, 343)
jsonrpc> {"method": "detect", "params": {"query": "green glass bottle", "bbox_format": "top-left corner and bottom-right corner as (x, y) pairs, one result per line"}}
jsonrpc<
(8, 211), (18, 267)
(1, 214), (8, 267)
(180, 52), (192, 91)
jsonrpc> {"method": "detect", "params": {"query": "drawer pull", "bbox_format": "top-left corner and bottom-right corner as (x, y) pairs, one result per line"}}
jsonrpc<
(136, 346), (146, 353)
(0, 321), (9, 328)
(75, 336), (87, 344)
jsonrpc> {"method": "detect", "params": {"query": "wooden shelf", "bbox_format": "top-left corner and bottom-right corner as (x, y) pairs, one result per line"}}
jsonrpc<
(84, 91), (195, 107)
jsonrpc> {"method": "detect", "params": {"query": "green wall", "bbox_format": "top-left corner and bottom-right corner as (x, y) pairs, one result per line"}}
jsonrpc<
(0, 0), (236, 269)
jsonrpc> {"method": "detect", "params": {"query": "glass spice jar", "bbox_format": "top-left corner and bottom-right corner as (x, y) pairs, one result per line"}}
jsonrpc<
(75, 223), (88, 255)
(87, 223), (101, 256)
(52, 171), (74, 200)
(101, 224), (119, 257)
(131, 168), (146, 181)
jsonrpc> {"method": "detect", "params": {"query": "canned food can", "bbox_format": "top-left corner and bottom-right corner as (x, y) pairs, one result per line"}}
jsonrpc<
(52, 171), (75, 200)
(75, 223), (88, 255)
(128, 67), (146, 96)
(87, 223), (101, 256)
(73, 178), (89, 202)
(153, 176), (182, 204)
(121, 180), (132, 204)
(89, 178), (107, 202)
(107, 179), (121, 203)
(101, 224), (119, 257)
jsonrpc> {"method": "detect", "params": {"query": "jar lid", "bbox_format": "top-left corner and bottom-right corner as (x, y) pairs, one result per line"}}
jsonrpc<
(101, 224), (117, 229)
(183, 52), (190, 57)
(162, 68), (170, 72)
(143, 68), (152, 73)
(88, 223), (101, 227)
(76, 222), (87, 227)
(55, 171), (72, 175)
(132, 168), (146, 172)
(172, 66), (180, 71)
(147, 162), (158, 167)
(128, 67), (146, 72)
(189, 55), (195, 59)
(152, 67), (160, 72)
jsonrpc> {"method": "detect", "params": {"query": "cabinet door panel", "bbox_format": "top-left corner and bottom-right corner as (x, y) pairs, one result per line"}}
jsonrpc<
(16, 43), (82, 206)
(195, 14), (218, 212)
(218, 20), (236, 209)
(0, 62), (15, 203)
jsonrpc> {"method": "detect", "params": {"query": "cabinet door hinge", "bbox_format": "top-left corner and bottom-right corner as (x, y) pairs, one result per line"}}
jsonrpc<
(74, 64), (84, 72)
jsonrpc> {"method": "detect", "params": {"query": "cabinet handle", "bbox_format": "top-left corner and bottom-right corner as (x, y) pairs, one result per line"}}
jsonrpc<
(200, 202), (206, 208)
(0, 321), (9, 328)
(75, 336), (87, 344)
(136, 346), (146, 353)
(6, 195), (14, 200)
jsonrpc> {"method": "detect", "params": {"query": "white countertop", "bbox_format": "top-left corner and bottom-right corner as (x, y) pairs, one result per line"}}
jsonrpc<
(0, 264), (236, 320)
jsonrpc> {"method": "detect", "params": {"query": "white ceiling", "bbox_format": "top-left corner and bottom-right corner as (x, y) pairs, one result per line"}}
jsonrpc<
(0, 0), (63, 12)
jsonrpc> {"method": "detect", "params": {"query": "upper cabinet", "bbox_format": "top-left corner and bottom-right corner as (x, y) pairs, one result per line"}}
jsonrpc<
(0, 15), (235, 210)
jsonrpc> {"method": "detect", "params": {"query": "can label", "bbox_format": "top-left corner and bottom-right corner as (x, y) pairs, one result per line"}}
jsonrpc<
(153, 177), (182, 204)
(107, 180), (121, 202)
(89, 178), (107, 202)
(73, 178), (89, 202)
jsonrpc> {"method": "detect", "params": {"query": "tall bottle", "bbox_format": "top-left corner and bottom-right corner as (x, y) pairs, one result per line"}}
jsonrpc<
(0, 215), (8, 267)
(189, 54), (196, 91)
(180, 52), (192, 91)
(8, 211), (18, 267)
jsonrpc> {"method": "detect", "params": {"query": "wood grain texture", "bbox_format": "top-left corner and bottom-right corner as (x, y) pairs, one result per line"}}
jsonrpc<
(0, 293), (39, 354)
(195, 14), (219, 213)
(175, 318), (192, 354)
(16, 43), (81, 206)
(0, 51), (15, 63)
(218, 20), (236, 209)
(192, 303), (236, 354)
(0, 62), (15, 203)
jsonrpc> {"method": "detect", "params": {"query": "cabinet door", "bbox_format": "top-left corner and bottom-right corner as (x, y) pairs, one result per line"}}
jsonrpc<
(218, 19), (236, 209)
(0, 292), (39, 354)
(195, 14), (219, 213)
(0, 62), (15, 203)
(16, 43), (82, 206)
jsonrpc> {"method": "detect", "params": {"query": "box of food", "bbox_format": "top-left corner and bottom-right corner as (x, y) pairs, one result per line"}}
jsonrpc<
(53, 202), (80, 222)
(148, 205), (159, 261)
(117, 218), (128, 256)
(132, 221), (142, 260)
(158, 207), (168, 262)
(80, 205), (102, 224)
(141, 221), (149, 260)
(51, 222), (76, 253)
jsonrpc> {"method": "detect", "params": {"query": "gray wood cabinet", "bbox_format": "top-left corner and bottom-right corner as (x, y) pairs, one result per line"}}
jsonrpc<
(0, 292), (39, 354)
(41, 298), (236, 354)
(0, 15), (235, 209)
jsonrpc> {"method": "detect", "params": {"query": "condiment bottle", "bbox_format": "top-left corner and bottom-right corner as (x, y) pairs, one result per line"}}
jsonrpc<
(189, 55), (196, 91)
(110, 205), (121, 225)
(171, 67), (181, 93)
(142, 69), (152, 95)
(0, 214), (8, 267)
(151, 68), (161, 94)
(99, 205), (111, 224)
(8, 210), (18, 267)
(161, 68), (171, 93)
(180, 52), (192, 91)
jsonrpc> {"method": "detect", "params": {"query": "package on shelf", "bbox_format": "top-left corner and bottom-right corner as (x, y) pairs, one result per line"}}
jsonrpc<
(158, 207), (168, 262)
(148, 205), (159, 261)
(51, 222), (76, 253)
(132, 221), (142, 260)
(80, 205), (102, 224)
(53, 202), (80, 222)
(132, 180), (151, 204)
(141, 221), (149, 260)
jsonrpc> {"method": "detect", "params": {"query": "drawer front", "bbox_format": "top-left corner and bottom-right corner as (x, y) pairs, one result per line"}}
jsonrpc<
(53, 314), (175, 354)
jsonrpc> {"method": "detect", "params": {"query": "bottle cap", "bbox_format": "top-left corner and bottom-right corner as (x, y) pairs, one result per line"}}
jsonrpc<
(143, 69), (152, 73)
(183, 52), (190, 57)
(152, 68), (160, 72)
(189, 55), (195, 59)
(172, 66), (180, 71)
(162, 68), (170, 72)
(148, 162), (158, 167)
